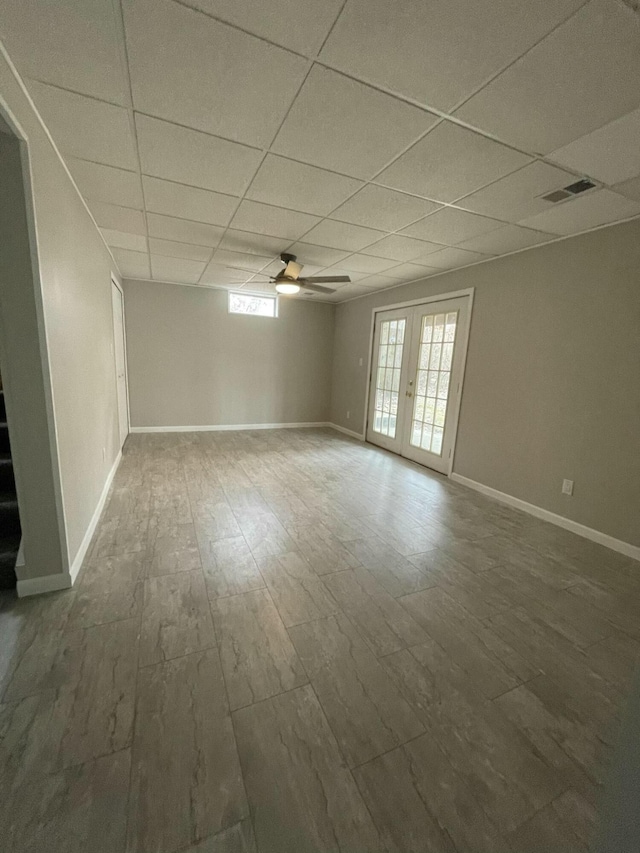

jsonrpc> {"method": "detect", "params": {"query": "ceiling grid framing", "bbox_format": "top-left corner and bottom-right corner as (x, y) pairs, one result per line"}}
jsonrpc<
(1, 0), (638, 302)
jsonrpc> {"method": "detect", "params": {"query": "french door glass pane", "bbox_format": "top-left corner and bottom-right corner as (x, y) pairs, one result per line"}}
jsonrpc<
(373, 318), (406, 438)
(410, 311), (458, 455)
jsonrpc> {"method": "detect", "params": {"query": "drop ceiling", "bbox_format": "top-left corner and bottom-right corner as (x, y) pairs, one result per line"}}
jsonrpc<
(2, 0), (640, 303)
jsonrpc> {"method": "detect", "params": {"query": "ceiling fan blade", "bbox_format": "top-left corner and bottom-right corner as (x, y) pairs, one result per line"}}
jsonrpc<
(300, 275), (350, 283)
(299, 282), (336, 294)
(284, 260), (303, 280)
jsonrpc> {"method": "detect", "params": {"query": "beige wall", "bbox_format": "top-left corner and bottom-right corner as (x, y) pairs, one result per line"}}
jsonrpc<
(1, 46), (121, 582)
(331, 219), (640, 548)
(123, 279), (334, 428)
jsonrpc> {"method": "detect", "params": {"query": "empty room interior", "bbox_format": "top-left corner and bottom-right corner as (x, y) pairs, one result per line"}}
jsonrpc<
(1, 1), (640, 851)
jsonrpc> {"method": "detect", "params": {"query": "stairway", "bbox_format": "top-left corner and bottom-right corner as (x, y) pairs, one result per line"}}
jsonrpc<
(0, 390), (20, 589)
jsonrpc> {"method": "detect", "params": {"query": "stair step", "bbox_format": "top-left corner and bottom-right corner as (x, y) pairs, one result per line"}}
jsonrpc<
(0, 529), (19, 590)
(0, 496), (21, 536)
(0, 456), (15, 492)
(0, 421), (9, 454)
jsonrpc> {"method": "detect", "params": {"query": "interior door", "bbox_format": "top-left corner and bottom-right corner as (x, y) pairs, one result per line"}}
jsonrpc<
(366, 297), (470, 475)
(111, 282), (129, 448)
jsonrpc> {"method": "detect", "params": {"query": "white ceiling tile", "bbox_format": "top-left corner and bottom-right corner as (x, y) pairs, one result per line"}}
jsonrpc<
(338, 254), (401, 274)
(201, 262), (255, 285)
(195, 281), (233, 290)
(518, 189), (640, 236)
(148, 238), (213, 262)
(146, 213), (224, 247)
(89, 201), (146, 235)
(182, 0), (344, 56)
(401, 208), (504, 244)
(320, 0), (584, 112)
(246, 155), (362, 216)
(549, 107), (640, 186)
(285, 243), (351, 267)
(613, 176), (640, 202)
(458, 161), (576, 221)
(455, 0), (640, 154)
(332, 185), (441, 232)
(299, 293), (336, 303)
(135, 114), (262, 197)
(112, 248), (151, 279)
(377, 121), (531, 202)
(457, 225), (554, 255)
(364, 234), (443, 261)
(101, 229), (147, 253)
(2, 0), (129, 104)
(211, 250), (274, 272)
(151, 255), (206, 284)
(123, 0), (308, 148)
(331, 283), (377, 301)
(271, 66), (435, 179)
(218, 230), (289, 256)
(356, 274), (401, 290)
(67, 158), (142, 209)
(301, 219), (384, 251)
(385, 262), (439, 281)
(29, 81), (137, 170)
(425, 247), (487, 269)
(230, 200), (320, 240)
(143, 176), (237, 226)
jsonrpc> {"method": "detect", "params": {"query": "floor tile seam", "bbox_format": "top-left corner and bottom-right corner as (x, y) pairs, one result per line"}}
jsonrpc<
(284, 615), (429, 754)
(201, 636), (253, 836)
(137, 639), (218, 671)
(210, 584), (312, 704)
(124, 516), (173, 853)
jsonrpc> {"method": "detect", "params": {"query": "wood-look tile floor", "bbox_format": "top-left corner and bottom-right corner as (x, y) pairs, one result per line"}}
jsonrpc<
(1, 428), (639, 852)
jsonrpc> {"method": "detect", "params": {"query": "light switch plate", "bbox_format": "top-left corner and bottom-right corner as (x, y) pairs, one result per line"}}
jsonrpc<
(562, 479), (574, 496)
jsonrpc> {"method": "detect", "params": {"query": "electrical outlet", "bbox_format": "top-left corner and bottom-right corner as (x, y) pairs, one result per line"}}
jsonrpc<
(346, 411), (350, 419)
(562, 479), (574, 496)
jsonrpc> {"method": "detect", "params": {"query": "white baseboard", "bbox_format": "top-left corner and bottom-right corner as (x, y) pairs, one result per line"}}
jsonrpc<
(328, 423), (365, 441)
(16, 448), (123, 597)
(130, 422), (329, 433)
(68, 448), (123, 584)
(450, 473), (640, 562)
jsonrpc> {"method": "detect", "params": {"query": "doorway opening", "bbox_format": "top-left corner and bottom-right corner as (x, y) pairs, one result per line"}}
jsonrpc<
(111, 279), (130, 450)
(365, 291), (473, 475)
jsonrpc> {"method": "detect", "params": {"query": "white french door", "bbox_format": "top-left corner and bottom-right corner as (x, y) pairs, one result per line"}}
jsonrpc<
(366, 296), (471, 474)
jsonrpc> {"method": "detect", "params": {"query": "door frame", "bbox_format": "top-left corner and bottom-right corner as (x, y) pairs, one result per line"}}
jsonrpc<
(111, 276), (131, 445)
(363, 287), (474, 477)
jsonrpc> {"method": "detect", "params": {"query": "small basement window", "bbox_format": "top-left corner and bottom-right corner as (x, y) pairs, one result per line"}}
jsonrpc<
(228, 291), (278, 318)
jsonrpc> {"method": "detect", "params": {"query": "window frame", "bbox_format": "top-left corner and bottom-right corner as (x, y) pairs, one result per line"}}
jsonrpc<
(227, 290), (279, 318)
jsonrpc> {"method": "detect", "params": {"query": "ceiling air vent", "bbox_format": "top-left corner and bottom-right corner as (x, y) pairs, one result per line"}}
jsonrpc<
(541, 178), (597, 203)
(565, 178), (596, 194)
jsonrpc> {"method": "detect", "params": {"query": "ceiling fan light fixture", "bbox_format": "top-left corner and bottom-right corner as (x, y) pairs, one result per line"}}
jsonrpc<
(275, 281), (300, 295)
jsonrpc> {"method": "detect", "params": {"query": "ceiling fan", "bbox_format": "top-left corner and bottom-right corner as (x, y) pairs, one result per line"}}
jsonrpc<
(262, 253), (351, 295)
